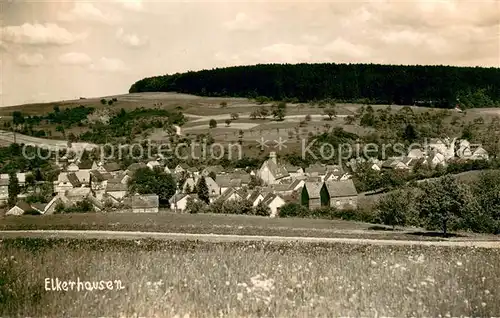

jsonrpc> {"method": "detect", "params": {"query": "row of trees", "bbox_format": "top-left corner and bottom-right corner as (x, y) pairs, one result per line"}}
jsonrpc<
(129, 63), (500, 107)
(375, 172), (500, 235)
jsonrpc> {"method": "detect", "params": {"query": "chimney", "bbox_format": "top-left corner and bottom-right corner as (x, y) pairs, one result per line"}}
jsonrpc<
(269, 151), (277, 164)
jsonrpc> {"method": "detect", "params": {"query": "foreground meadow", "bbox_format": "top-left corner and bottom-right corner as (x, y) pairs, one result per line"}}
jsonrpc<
(1, 238), (499, 317)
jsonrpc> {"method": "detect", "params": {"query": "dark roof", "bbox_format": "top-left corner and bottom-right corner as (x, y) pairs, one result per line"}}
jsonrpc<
(78, 161), (93, 170)
(106, 182), (128, 192)
(262, 193), (283, 206)
(272, 184), (290, 192)
(324, 180), (358, 198)
(31, 203), (47, 212)
(103, 162), (121, 172)
(217, 188), (243, 202)
(90, 170), (105, 182)
(247, 190), (263, 203)
(289, 179), (304, 190)
(67, 173), (82, 187)
(284, 164), (301, 173)
(216, 175), (231, 187)
(304, 182), (324, 199)
(16, 201), (35, 212)
(305, 164), (327, 174)
(202, 165), (224, 175)
(231, 173), (251, 184)
(265, 160), (289, 179)
(169, 193), (189, 204)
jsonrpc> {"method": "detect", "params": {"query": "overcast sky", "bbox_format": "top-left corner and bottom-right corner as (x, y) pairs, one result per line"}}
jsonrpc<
(0, 0), (499, 107)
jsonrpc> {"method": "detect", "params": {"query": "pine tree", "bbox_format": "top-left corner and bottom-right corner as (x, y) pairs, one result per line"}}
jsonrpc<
(197, 177), (210, 204)
(8, 171), (20, 207)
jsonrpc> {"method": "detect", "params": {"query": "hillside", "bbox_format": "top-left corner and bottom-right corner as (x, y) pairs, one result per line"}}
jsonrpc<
(129, 63), (500, 108)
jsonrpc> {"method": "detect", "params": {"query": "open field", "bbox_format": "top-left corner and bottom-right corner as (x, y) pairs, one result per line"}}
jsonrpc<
(1, 212), (499, 241)
(0, 92), (491, 153)
(1, 237), (499, 317)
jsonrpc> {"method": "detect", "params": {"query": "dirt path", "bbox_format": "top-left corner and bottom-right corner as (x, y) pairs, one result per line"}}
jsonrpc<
(1, 230), (500, 248)
(184, 113), (348, 123)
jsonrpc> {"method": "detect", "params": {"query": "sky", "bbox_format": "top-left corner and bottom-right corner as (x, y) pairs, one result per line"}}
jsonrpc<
(0, 0), (499, 107)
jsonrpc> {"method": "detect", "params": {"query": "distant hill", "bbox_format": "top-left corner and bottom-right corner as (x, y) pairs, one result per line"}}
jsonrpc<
(129, 63), (500, 108)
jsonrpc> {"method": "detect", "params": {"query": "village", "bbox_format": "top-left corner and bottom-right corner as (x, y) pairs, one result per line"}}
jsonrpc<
(1, 136), (490, 217)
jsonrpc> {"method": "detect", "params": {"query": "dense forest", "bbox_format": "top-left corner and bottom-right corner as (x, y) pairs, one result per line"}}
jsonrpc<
(129, 63), (500, 108)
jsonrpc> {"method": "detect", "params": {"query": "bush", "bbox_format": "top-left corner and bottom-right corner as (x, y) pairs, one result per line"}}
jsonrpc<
(279, 203), (309, 218)
(24, 210), (41, 216)
(209, 119), (217, 128)
(253, 202), (271, 217)
(185, 197), (206, 214)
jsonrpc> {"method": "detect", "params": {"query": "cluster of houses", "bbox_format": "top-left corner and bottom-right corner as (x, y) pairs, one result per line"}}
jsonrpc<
(2, 151), (361, 217)
(3, 137), (487, 216)
(169, 151), (359, 215)
(348, 138), (489, 172)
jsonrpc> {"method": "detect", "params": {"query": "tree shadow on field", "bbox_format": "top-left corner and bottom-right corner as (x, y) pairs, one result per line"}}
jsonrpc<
(368, 225), (397, 231)
(407, 231), (466, 238)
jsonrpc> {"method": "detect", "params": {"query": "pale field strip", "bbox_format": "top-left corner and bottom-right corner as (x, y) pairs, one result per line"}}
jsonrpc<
(1, 230), (500, 248)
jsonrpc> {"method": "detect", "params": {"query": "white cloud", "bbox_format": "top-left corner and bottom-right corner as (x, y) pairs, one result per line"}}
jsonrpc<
(116, 0), (144, 12)
(261, 43), (312, 63)
(16, 53), (44, 67)
(89, 57), (128, 72)
(58, 3), (121, 24)
(116, 28), (148, 47)
(59, 52), (92, 65)
(223, 12), (265, 31)
(1, 23), (86, 46)
(380, 29), (448, 53)
(323, 38), (370, 59)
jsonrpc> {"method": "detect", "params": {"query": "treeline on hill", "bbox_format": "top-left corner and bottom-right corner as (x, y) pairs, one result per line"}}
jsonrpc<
(6, 106), (96, 138)
(129, 63), (500, 108)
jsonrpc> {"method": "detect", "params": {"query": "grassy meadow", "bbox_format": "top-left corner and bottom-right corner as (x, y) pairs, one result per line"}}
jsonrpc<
(1, 238), (499, 317)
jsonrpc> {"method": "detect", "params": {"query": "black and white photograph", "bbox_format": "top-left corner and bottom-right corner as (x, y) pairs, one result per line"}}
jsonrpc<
(0, 0), (499, 317)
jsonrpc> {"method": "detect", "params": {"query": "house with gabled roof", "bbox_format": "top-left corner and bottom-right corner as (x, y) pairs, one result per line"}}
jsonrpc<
(6, 201), (39, 216)
(230, 170), (251, 186)
(429, 152), (446, 167)
(147, 160), (162, 170)
(305, 164), (327, 178)
(258, 152), (289, 185)
(216, 187), (245, 203)
(470, 146), (489, 160)
(105, 181), (128, 201)
(408, 148), (425, 159)
(102, 162), (122, 174)
(132, 194), (159, 213)
(324, 180), (358, 209)
(284, 164), (304, 178)
(181, 177), (198, 194)
(262, 193), (286, 218)
(288, 179), (305, 192)
(169, 193), (197, 212)
(247, 190), (265, 207)
(54, 172), (76, 194)
(201, 165), (225, 177)
(301, 182), (329, 210)
(174, 163), (190, 175)
(204, 176), (220, 202)
(216, 175), (242, 194)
